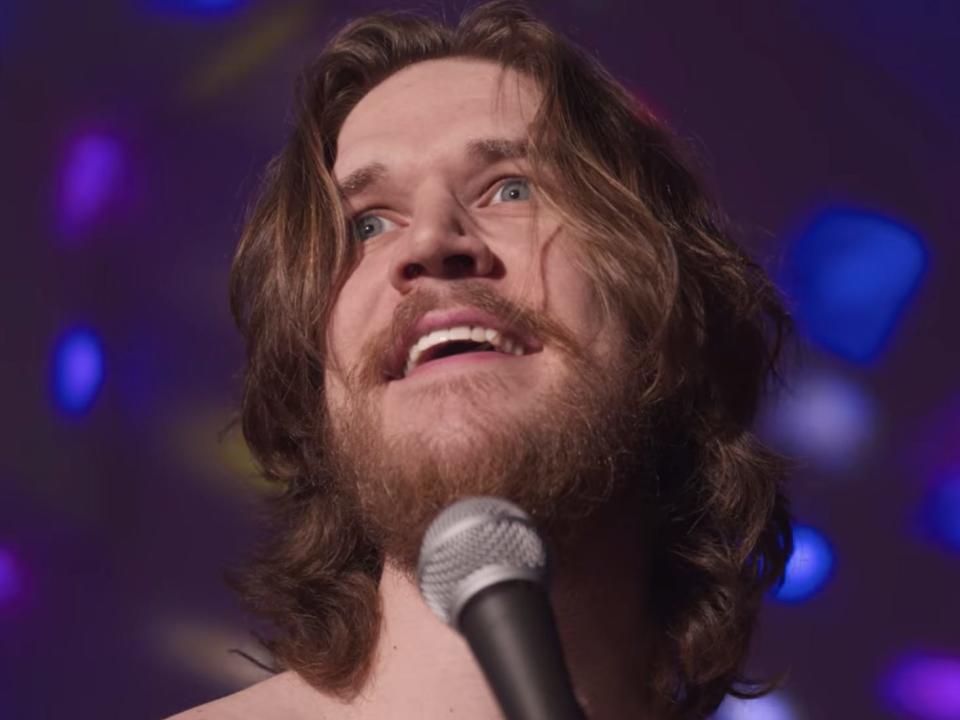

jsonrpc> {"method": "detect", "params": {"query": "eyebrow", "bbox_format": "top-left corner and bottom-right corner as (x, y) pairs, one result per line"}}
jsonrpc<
(337, 162), (387, 200)
(466, 136), (528, 164)
(335, 136), (528, 200)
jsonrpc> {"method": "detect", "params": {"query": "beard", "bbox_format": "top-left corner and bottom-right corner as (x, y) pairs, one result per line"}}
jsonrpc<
(322, 282), (650, 574)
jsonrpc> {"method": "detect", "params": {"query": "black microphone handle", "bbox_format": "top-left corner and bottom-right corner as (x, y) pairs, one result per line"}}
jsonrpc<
(458, 579), (587, 720)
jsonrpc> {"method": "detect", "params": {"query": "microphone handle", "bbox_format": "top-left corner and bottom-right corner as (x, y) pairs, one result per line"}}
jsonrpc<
(458, 580), (587, 720)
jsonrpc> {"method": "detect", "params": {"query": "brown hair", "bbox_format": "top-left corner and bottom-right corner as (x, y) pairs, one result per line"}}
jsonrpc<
(227, 2), (793, 718)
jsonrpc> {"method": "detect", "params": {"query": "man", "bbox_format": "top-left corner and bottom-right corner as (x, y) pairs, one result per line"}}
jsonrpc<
(169, 2), (792, 718)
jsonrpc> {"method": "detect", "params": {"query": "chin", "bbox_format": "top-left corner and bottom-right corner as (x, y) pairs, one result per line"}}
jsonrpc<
(388, 389), (534, 432)
(384, 411), (508, 454)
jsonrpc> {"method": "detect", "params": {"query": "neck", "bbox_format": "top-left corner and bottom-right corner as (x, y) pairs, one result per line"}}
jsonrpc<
(338, 500), (655, 719)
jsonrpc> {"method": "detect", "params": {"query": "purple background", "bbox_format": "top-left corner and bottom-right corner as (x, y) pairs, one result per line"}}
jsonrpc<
(2, 1), (959, 718)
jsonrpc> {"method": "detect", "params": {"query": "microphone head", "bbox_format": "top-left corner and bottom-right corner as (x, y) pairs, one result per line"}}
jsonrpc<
(417, 496), (549, 629)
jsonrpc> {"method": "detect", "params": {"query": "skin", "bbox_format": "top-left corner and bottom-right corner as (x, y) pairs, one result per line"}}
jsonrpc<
(324, 58), (621, 450)
(167, 59), (654, 719)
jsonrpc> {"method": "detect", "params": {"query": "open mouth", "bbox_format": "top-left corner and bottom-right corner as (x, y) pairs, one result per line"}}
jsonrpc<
(399, 325), (530, 379)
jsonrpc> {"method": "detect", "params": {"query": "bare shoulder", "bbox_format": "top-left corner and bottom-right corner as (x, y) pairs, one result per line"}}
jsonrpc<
(164, 671), (344, 720)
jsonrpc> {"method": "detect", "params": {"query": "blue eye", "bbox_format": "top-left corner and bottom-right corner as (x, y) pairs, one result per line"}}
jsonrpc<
(353, 214), (396, 241)
(491, 178), (532, 204)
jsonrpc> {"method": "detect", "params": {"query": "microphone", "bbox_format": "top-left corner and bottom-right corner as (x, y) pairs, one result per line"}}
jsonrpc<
(417, 497), (586, 720)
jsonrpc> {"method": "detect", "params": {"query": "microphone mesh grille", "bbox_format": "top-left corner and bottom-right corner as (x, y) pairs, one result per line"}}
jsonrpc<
(417, 497), (548, 626)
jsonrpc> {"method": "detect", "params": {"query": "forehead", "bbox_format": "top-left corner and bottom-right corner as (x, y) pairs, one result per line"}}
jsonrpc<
(334, 58), (542, 177)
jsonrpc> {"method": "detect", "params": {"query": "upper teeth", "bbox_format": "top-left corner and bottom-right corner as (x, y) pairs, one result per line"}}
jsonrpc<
(404, 325), (524, 377)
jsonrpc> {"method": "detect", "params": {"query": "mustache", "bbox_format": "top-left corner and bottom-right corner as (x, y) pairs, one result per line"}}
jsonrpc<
(349, 281), (586, 389)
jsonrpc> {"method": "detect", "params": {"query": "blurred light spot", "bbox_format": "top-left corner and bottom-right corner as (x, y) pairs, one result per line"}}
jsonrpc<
(58, 133), (124, 237)
(713, 692), (799, 720)
(0, 548), (21, 605)
(185, 4), (310, 101)
(148, 0), (246, 15)
(218, 424), (261, 482)
(170, 404), (270, 494)
(782, 208), (926, 363)
(884, 653), (960, 720)
(51, 328), (105, 415)
(921, 471), (960, 552)
(761, 372), (875, 473)
(148, 616), (275, 688)
(773, 524), (834, 603)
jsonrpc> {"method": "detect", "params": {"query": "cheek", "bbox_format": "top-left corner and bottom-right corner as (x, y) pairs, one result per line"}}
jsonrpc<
(538, 234), (607, 338)
(326, 270), (374, 375)
(326, 306), (349, 375)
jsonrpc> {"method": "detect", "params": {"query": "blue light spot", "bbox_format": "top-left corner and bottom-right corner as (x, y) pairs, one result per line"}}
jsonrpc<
(782, 209), (927, 363)
(883, 653), (960, 720)
(58, 133), (124, 236)
(713, 692), (799, 720)
(0, 548), (20, 605)
(922, 471), (960, 552)
(51, 328), (105, 415)
(147, 0), (245, 14)
(773, 524), (834, 603)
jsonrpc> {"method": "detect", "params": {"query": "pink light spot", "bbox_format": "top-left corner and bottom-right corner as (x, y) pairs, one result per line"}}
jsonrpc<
(58, 133), (124, 237)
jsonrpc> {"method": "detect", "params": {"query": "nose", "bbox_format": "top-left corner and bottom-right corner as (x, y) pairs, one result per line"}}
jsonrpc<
(389, 192), (496, 292)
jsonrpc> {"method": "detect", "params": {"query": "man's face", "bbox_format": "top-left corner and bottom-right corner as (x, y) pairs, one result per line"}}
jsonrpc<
(323, 58), (637, 564)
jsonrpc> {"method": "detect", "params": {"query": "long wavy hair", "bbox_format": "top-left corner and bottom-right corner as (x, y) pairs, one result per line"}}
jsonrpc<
(227, 2), (793, 718)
